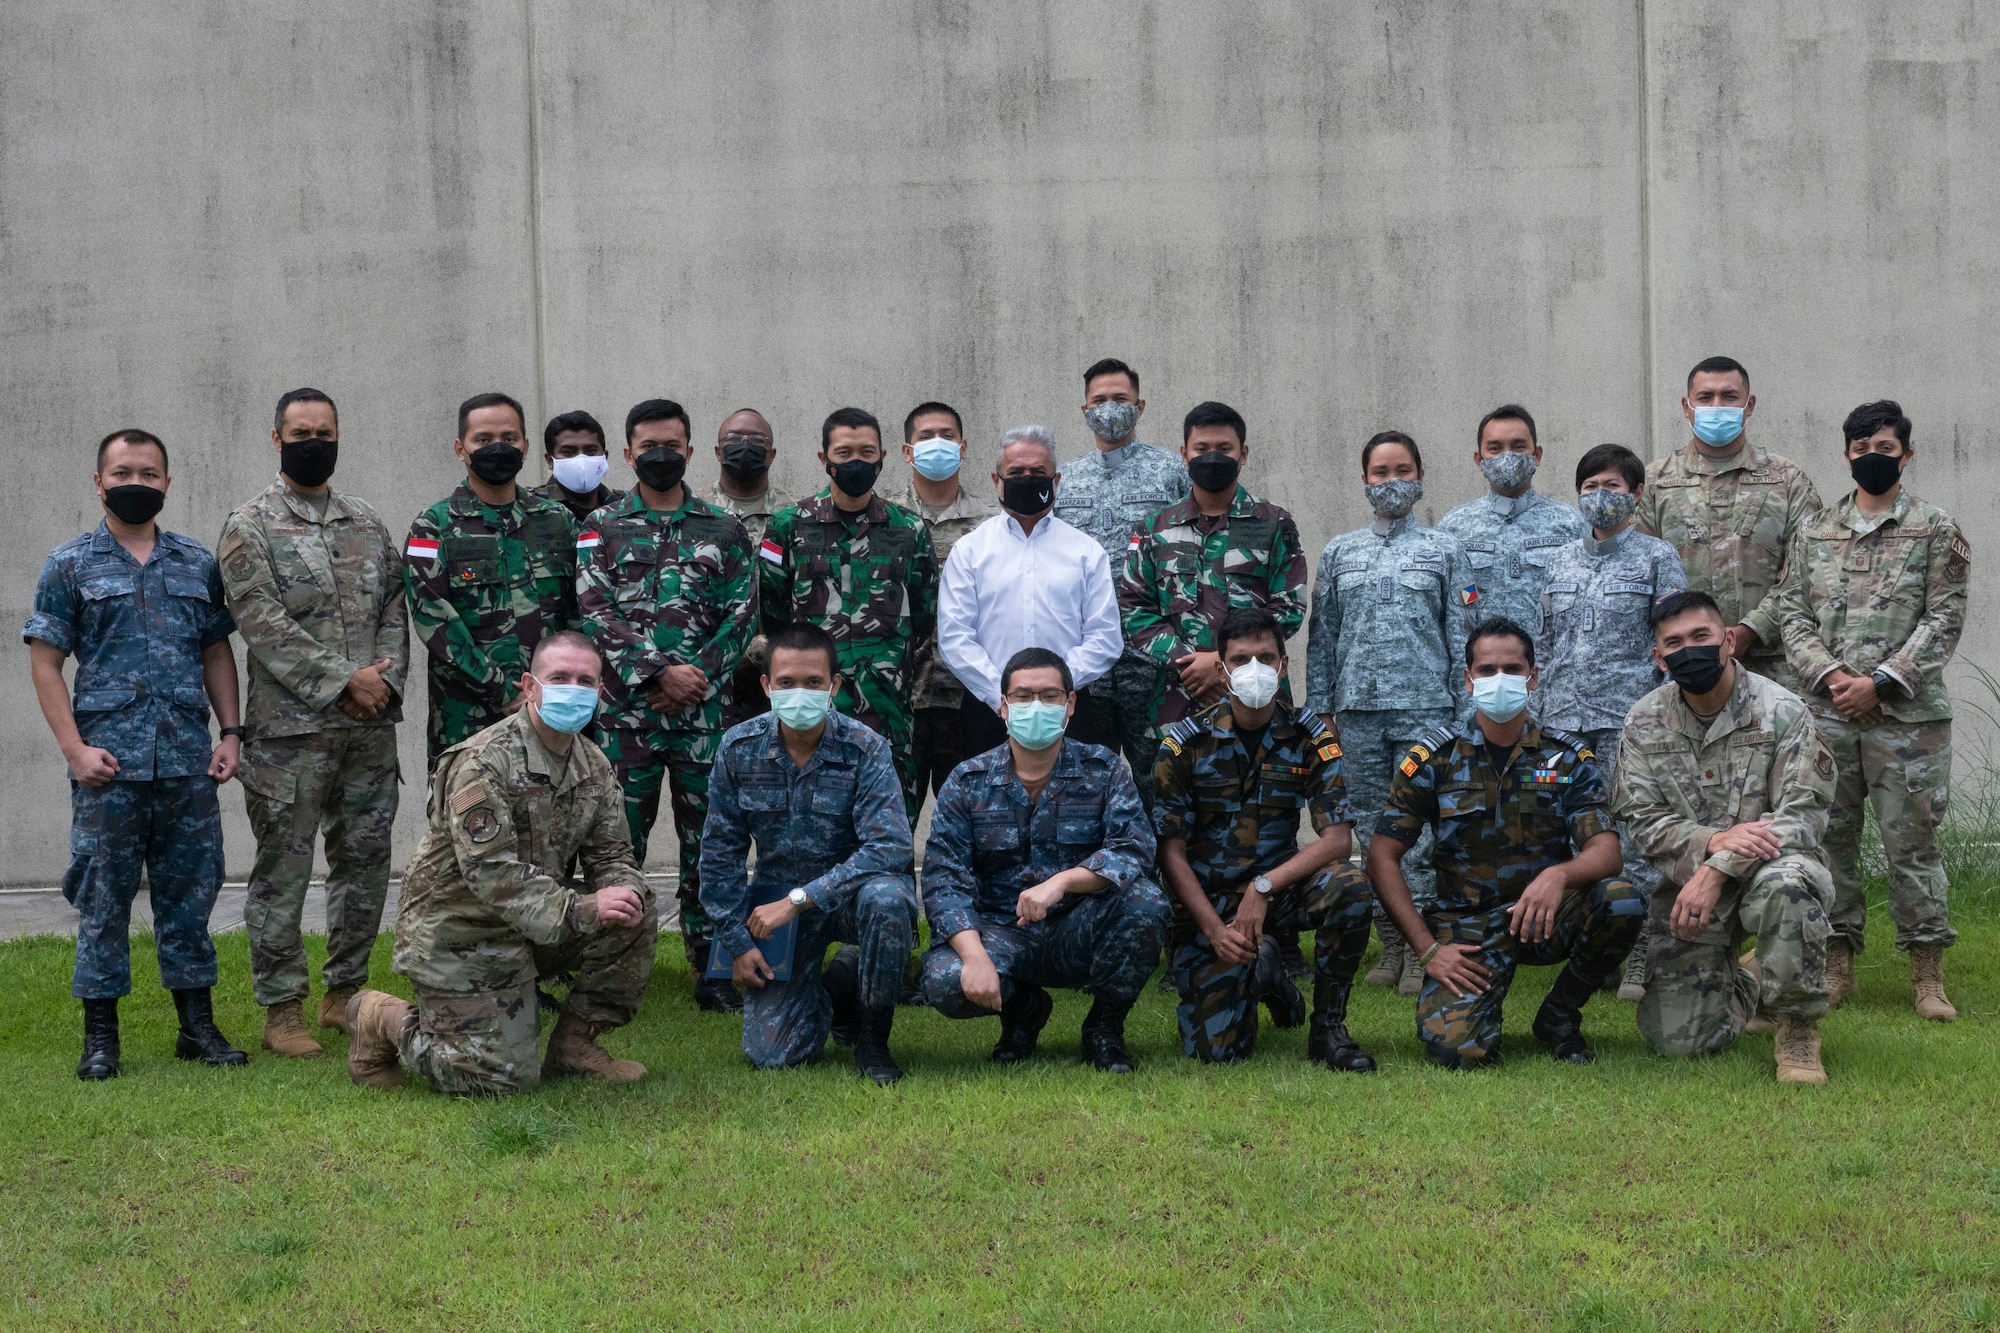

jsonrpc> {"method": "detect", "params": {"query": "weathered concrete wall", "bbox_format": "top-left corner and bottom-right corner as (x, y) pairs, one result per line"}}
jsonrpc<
(1, 2), (1993, 884)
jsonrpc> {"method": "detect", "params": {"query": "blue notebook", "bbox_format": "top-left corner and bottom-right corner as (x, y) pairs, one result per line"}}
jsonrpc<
(706, 918), (798, 982)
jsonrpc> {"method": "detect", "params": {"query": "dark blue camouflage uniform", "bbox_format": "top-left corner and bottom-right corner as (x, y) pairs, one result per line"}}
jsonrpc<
(920, 740), (1168, 1016)
(25, 523), (236, 998)
(700, 711), (917, 1069)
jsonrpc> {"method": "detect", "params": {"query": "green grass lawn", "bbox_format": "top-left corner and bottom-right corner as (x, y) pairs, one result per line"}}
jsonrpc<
(3, 897), (1998, 1332)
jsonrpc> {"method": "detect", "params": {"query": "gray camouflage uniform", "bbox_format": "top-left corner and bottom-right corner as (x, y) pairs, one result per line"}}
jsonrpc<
(1438, 486), (1588, 636)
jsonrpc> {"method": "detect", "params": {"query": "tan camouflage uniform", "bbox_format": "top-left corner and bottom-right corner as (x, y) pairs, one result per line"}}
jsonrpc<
(702, 484), (784, 728)
(887, 480), (1000, 800)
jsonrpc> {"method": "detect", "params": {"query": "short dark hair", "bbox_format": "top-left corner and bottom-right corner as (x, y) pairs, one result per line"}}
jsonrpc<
(903, 401), (963, 441)
(1000, 647), (1073, 697)
(626, 399), (691, 443)
(543, 409), (606, 455)
(1842, 399), (1911, 450)
(1361, 430), (1422, 474)
(1216, 607), (1282, 659)
(1466, 617), (1535, 667)
(821, 407), (882, 452)
(529, 629), (604, 673)
(1477, 403), (1537, 447)
(1651, 588), (1724, 629)
(458, 392), (525, 440)
(765, 623), (839, 676)
(97, 428), (168, 471)
(274, 388), (337, 434)
(1183, 400), (1246, 446)
(1083, 358), (1139, 395)
(1686, 356), (1750, 392)
(1575, 443), (1646, 492)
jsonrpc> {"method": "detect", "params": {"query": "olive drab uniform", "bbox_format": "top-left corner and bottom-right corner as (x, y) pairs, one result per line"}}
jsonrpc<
(758, 490), (939, 818)
(702, 484), (783, 728)
(527, 476), (625, 528)
(1437, 487), (1588, 636)
(218, 482), (409, 1009)
(1746, 490), (1967, 955)
(887, 481), (1001, 801)
(578, 489), (755, 969)
(403, 485), (581, 764)
(1635, 439), (1822, 690)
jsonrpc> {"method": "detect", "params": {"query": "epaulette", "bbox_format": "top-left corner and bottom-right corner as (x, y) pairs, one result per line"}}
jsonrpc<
(1158, 717), (1201, 757)
(1398, 724), (1456, 778)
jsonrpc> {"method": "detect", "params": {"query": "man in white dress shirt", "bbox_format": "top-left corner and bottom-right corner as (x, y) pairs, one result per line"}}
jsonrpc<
(938, 426), (1125, 756)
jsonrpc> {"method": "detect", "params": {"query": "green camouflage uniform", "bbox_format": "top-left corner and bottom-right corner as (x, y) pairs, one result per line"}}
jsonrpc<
(403, 484), (581, 764)
(390, 709), (654, 1096)
(1746, 489), (1967, 954)
(527, 476), (625, 528)
(702, 484), (784, 727)
(1614, 668), (1837, 1057)
(578, 489), (755, 967)
(219, 482), (409, 1008)
(886, 481), (999, 801)
(1635, 438), (1822, 690)
(759, 489), (939, 818)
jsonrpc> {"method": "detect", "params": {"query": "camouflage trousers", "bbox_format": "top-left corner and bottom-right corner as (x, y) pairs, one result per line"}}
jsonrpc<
(600, 724), (719, 966)
(239, 727), (400, 1006)
(1814, 712), (1955, 953)
(1173, 862), (1374, 1063)
(1417, 878), (1643, 1068)
(836, 661), (921, 821)
(1074, 656), (1165, 810)
(1576, 726), (1664, 905)
(395, 888), (659, 1096)
(739, 873), (918, 1069)
(62, 777), (224, 999)
(922, 879), (1172, 1017)
(423, 666), (506, 768)
(1339, 707), (1454, 912)
(1639, 853), (1832, 1057)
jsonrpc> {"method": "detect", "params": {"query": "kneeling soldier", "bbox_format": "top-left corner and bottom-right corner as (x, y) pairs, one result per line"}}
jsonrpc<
(1615, 590), (1836, 1083)
(1155, 608), (1375, 1069)
(699, 624), (919, 1083)
(920, 647), (1170, 1073)
(1369, 618), (1640, 1069)
(346, 632), (656, 1094)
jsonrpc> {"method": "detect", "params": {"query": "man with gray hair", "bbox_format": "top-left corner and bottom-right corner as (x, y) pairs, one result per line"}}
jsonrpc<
(938, 425), (1123, 755)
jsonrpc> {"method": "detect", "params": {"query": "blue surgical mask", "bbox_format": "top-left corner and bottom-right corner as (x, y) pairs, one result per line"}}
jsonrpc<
(533, 678), (600, 734)
(1691, 405), (1745, 448)
(911, 437), (963, 481)
(1005, 700), (1068, 750)
(769, 687), (832, 730)
(1470, 672), (1530, 724)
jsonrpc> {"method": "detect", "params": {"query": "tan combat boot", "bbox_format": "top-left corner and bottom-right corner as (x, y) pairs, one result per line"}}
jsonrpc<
(1773, 1014), (1827, 1084)
(1910, 944), (1958, 1022)
(1397, 941), (1425, 997)
(1616, 935), (1648, 1004)
(1825, 937), (1857, 1008)
(542, 1012), (646, 1084)
(1364, 921), (1406, 988)
(318, 985), (358, 1034)
(261, 1000), (323, 1059)
(1738, 950), (1775, 1034)
(345, 989), (410, 1090)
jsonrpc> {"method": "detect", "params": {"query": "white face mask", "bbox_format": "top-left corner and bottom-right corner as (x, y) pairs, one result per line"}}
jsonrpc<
(551, 453), (610, 495)
(1228, 659), (1281, 710)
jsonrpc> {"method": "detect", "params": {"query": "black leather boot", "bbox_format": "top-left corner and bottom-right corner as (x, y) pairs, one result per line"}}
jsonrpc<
(1256, 937), (1306, 1029)
(1306, 978), (1376, 1072)
(1531, 965), (1599, 1064)
(852, 1005), (903, 1086)
(171, 988), (248, 1066)
(1079, 996), (1136, 1074)
(78, 998), (120, 1081)
(823, 946), (861, 1046)
(991, 985), (1052, 1065)
(689, 939), (745, 1014)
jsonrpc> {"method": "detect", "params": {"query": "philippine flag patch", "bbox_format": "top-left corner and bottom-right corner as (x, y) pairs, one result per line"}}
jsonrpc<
(759, 536), (785, 566)
(406, 537), (440, 561)
(576, 530), (601, 550)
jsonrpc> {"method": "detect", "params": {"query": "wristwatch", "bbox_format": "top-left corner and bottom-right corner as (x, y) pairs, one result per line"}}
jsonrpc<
(787, 886), (811, 911)
(1870, 669), (1899, 698)
(1250, 875), (1274, 897)
(219, 726), (245, 739)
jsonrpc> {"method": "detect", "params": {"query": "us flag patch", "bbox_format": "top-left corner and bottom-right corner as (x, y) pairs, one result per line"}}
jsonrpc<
(759, 537), (785, 565)
(576, 530), (600, 550)
(406, 537), (440, 560)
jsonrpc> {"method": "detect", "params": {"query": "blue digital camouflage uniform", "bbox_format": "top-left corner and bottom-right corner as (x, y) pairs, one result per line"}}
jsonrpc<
(920, 740), (1169, 1016)
(1376, 718), (1641, 1067)
(1438, 487), (1589, 637)
(699, 711), (918, 1069)
(26, 523), (236, 999)
(1305, 516), (1475, 913)
(1153, 702), (1373, 1062)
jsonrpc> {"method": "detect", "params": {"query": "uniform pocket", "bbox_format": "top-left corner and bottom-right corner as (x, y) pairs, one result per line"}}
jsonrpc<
(971, 814), (1022, 851)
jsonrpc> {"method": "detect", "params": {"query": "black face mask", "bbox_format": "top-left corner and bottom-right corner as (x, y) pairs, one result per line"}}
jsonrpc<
(634, 447), (688, 492)
(102, 483), (166, 526)
(1662, 644), (1728, 695)
(467, 442), (525, 485)
(720, 438), (770, 486)
(281, 438), (339, 488)
(1187, 451), (1241, 494)
(1850, 451), (1903, 497)
(827, 457), (882, 498)
(1001, 474), (1055, 517)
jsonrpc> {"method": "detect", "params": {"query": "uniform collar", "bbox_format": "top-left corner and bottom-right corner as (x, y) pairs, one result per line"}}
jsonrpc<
(1093, 439), (1148, 470)
(1666, 665), (1758, 745)
(515, 709), (583, 794)
(1487, 487), (1539, 519)
(1370, 514), (1410, 539)
(1162, 485), (1258, 527)
(708, 485), (777, 519)
(87, 519), (189, 564)
(1583, 526), (1628, 557)
(988, 736), (1084, 793)
(751, 711), (850, 777)
(1687, 438), (1764, 477)
(1456, 713), (1545, 766)
(888, 483), (995, 524)
(448, 483), (522, 523)
(1837, 489), (1908, 535)
(1206, 699), (1299, 743)
(273, 479), (355, 525)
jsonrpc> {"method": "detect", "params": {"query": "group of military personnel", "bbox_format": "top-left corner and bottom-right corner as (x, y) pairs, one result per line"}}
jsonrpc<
(30, 353), (1967, 1092)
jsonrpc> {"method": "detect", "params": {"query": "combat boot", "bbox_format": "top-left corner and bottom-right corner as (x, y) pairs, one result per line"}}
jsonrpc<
(852, 1006), (903, 1086)
(1738, 950), (1775, 1034)
(688, 940), (745, 1014)
(823, 946), (861, 1046)
(1773, 1014), (1827, 1084)
(1079, 996), (1137, 1074)
(1305, 978), (1375, 1073)
(1364, 920), (1406, 987)
(1826, 937), (1857, 1008)
(1397, 941), (1425, 997)
(261, 1000), (323, 1059)
(318, 985), (359, 1034)
(1255, 937), (1306, 1030)
(345, 989), (410, 1089)
(171, 988), (248, 1066)
(77, 998), (119, 1081)
(1276, 931), (1309, 979)
(991, 985), (1053, 1065)
(1910, 944), (1957, 1022)
(543, 1012), (647, 1084)
(1530, 966), (1597, 1064)
(1616, 935), (1648, 1004)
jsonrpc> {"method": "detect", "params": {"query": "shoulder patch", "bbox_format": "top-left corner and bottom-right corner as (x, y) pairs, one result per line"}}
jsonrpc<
(1814, 744), (1835, 782)
(217, 530), (244, 560)
(1946, 533), (1970, 585)
(1543, 726), (1594, 762)
(448, 781), (490, 815)
(462, 807), (501, 844)
(1317, 741), (1343, 763)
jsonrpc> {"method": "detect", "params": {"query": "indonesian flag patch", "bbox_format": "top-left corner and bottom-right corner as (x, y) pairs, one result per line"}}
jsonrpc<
(759, 536), (785, 566)
(1127, 532), (1142, 551)
(406, 537), (440, 560)
(577, 530), (601, 550)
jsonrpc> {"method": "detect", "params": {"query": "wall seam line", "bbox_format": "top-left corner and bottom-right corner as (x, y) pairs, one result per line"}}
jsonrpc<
(523, 0), (550, 434)
(1636, 0), (1658, 459)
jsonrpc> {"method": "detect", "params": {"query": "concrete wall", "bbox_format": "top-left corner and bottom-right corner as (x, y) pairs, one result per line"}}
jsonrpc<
(2, 2), (1994, 884)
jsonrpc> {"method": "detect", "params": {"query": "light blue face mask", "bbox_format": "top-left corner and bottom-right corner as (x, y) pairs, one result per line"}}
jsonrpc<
(769, 687), (832, 731)
(1691, 405), (1745, 448)
(1005, 700), (1068, 750)
(911, 437), (963, 481)
(533, 678), (600, 734)
(1470, 672), (1530, 724)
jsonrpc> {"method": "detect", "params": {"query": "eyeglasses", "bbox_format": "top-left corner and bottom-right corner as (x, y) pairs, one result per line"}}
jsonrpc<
(721, 432), (770, 446)
(1004, 689), (1071, 707)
